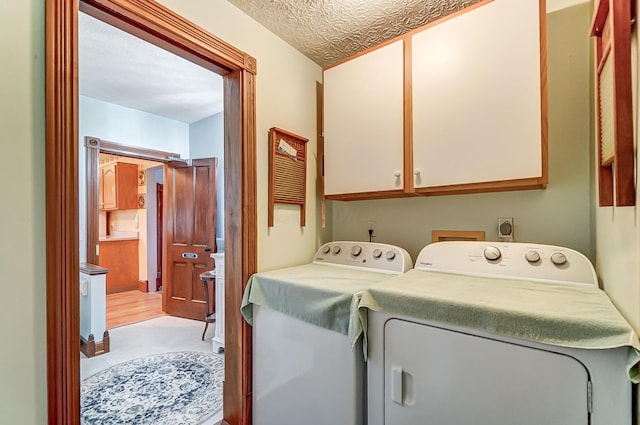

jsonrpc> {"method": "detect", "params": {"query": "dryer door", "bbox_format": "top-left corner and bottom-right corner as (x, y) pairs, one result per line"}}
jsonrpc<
(384, 319), (589, 425)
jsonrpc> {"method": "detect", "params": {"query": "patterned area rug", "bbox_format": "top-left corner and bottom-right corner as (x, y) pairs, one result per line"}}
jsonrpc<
(81, 351), (223, 425)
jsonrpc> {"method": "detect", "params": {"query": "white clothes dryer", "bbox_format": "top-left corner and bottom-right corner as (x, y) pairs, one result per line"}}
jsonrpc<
(241, 241), (412, 425)
(364, 242), (640, 425)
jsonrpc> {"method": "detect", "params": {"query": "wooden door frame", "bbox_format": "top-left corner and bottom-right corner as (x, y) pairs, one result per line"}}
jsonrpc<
(45, 1), (257, 424)
(156, 182), (163, 291)
(85, 136), (182, 266)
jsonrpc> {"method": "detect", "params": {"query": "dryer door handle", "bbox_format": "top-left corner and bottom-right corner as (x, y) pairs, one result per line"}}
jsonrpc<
(391, 365), (404, 405)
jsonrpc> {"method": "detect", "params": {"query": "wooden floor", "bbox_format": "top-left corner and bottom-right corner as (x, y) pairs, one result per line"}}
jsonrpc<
(106, 290), (166, 329)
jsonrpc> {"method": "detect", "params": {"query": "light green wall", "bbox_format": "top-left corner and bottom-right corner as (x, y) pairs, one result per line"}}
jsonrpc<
(0, 1), (47, 424)
(332, 4), (594, 264)
(0, 0), (613, 423)
(159, 0), (330, 271)
(595, 0), (640, 333)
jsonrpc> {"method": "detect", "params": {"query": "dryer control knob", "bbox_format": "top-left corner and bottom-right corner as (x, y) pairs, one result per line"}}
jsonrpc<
(386, 250), (396, 261)
(525, 250), (540, 263)
(551, 252), (567, 265)
(351, 245), (362, 257)
(373, 249), (383, 259)
(332, 246), (341, 255)
(483, 245), (502, 261)
(322, 245), (331, 254)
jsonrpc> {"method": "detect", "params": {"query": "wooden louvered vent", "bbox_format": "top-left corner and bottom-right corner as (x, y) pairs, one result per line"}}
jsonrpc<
(591, 0), (635, 206)
(268, 127), (309, 226)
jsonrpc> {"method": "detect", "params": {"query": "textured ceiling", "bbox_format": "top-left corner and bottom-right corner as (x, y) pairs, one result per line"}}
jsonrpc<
(228, 0), (484, 67)
(79, 12), (223, 124)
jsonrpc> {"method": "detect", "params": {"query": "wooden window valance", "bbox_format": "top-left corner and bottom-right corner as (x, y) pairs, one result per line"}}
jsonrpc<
(591, 0), (636, 206)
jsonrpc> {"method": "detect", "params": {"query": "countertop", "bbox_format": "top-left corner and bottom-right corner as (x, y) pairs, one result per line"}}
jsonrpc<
(99, 231), (139, 242)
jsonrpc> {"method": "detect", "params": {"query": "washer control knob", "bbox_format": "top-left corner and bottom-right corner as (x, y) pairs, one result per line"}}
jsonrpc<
(332, 246), (341, 255)
(322, 245), (331, 254)
(386, 250), (396, 261)
(373, 249), (383, 259)
(483, 245), (502, 261)
(551, 252), (567, 265)
(351, 245), (362, 257)
(525, 250), (540, 263)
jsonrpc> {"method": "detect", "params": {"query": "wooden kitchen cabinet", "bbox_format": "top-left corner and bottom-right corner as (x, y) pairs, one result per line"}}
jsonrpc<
(99, 162), (138, 210)
(323, 0), (547, 200)
(98, 238), (139, 294)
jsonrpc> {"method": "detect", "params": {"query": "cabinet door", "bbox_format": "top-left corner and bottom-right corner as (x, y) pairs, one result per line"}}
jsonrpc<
(411, 0), (544, 189)
(114, 162), (139, 210)
(101, 164), (117, 210)
(99, 162), (138, 211)
(324, 40), (405, 196)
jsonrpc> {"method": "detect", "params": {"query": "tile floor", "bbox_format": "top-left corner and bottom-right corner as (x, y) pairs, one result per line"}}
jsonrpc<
(81, 315), (223, 425)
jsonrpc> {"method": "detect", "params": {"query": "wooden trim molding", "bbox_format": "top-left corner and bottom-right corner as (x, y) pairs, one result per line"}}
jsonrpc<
(432, 230), (486, 243)
(86, 142), (99, 265)
(46, 1), (81, 423)
(414, 176), (547, 197)
(80, 331), (111, 358)
(591, 0), (635, 206)
(325, 189), (412, 201)
(538, 0), (549, 188)
(86, 136), (182, 162)
(402, 35), (414, 194)
(46, 2), (257, 424)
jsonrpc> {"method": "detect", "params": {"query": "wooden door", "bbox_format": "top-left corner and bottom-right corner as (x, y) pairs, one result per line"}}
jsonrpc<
(163, 158), (218, 320)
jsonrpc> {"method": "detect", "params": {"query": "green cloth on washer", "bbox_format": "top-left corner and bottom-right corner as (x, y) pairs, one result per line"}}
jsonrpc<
(241, 263), (397, 337)
(353, 269), (640, 383)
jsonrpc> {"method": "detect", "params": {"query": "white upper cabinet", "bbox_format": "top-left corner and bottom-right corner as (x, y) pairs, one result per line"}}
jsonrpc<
(411, 0), (543, 190)
(322, 0), (546, 199)
(323, 40), (405, 196)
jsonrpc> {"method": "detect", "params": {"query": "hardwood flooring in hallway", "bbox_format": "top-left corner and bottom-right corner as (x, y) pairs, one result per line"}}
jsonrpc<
(106, 290), (165, 329)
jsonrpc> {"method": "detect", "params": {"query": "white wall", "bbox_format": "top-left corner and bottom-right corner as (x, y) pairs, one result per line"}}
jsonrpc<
(146, 166), (163, 291)
(332, 3), (593, 264)
(0, 1), (47, 423)
(78, 96), (190, 263)
(159, 0), (327, 271)
(595, 0), (640, 333)
(189, 112), (225, 239)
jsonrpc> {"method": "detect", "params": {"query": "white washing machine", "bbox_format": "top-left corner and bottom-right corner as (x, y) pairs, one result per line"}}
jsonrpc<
(364, 242), (640, 425)
(241, 241), (412, 425)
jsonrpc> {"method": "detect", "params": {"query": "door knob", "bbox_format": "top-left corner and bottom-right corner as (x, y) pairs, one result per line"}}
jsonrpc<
(204, 245), (211, 252)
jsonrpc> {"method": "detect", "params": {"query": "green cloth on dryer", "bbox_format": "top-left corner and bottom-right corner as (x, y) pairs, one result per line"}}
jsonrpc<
(241, 263), (396, 337)
(353, 269), (640, 383)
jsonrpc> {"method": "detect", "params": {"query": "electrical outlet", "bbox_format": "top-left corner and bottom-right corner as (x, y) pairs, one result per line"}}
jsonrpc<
(367, 220), (376, 241)
(497, 217), (514, 241)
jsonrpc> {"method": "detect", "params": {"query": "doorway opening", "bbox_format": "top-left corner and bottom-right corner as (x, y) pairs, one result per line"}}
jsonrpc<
(45, 1), (257, 424)
(97, 154), (165, 329)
